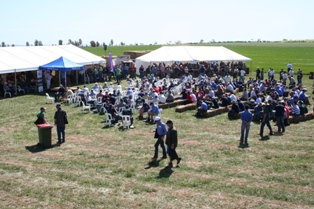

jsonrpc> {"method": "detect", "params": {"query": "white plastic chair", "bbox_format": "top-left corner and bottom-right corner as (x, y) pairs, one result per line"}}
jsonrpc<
(122, 115), (131, 129)
(75, 96), (82, 107)
(66, 95), (73, 105)
(17, 86), (25, 94)
(100, 104), (108, 114)
(3, 88), (11, 98)
(118, 107), (125, 117)
(130, 103), (136, 113)
(105, 113), (113, 127)
(81, 101), (91, 113)
(97, 97), (102, 103)
(153, 108), (162, 121)
(45, 93), (54, 103)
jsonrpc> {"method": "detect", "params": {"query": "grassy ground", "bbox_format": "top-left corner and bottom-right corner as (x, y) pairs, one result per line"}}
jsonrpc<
(0, 74), (313, 208)
(84, 42), (314, 75)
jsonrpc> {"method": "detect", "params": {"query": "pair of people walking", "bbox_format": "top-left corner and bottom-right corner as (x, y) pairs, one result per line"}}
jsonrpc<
(152, 117), (181, 168)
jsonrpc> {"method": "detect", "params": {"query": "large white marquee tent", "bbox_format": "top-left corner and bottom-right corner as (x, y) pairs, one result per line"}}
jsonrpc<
(0, 45), (106, 74)
(135, 46), (251, 70)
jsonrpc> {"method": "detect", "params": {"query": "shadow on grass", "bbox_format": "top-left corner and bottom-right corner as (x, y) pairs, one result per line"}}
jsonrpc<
(145, 159), (162, 169)
(259, 136), (270, 141)
(273, 132), (284, 136)
(157, 166), (174, 178)
(25, 143), (60, 153)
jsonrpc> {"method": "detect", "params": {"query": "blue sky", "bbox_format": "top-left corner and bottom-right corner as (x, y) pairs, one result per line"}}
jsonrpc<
(1, 0), (313, 46)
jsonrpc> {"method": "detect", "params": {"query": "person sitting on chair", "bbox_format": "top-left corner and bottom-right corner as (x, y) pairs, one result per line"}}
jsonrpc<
(146, 102), (159, 123)
(139, 99), (150, 120)
(55, 84), (65, 101)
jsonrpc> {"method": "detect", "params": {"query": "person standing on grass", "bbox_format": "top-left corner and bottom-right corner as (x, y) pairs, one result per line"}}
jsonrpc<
(115, 66), (121, 84)
(274, 100), (285, 133)
(54, 104), (68, 144)
(45, 71), (52, 89)
(259, 101), (273, 138)
(165, 120), (181, 168)
(239, 105), (252, 148)
(152, 117), (167, 160)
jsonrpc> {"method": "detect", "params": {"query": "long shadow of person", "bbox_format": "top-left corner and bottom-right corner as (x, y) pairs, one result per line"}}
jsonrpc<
(157, 166), (174, 178)
(145, 159), (162, 169)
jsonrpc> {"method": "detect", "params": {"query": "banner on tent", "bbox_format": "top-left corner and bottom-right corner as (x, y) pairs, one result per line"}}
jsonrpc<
(37, 70), (43, 92)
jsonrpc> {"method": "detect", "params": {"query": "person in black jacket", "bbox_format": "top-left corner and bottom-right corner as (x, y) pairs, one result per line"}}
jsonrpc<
(165, 120), (181, 168)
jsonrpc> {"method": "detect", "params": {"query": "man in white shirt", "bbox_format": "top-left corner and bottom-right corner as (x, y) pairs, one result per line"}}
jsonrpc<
(226, 82), (234, 93)
(83, 85), (89, 94)
(208, 88), (215, 99)
(229, 93), (237, 103)
(159, 92), (166, 104)
(240, 69), (246, 81)
(191, 92), (197, 103)
(45, 71), (52, 89)
(250, 88), (257, 99)
(224, 74), (231, 84)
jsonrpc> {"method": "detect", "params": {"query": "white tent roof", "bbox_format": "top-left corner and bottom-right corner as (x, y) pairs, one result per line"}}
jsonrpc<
(136, 46), (251, 63)
(0, 45), (106, 74)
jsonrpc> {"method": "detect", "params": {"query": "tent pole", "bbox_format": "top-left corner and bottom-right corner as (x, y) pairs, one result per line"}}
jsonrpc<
(14, 70), (17, 95)
(76, 70), (78, 85)
(250, 61), (252, 76)
(59, 71), (61, 87)
(65, 72), (67, 89)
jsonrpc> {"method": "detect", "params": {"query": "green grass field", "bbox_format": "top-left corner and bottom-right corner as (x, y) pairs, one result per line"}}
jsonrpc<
(84, 42), (314, 75)
(0, 74), (313, 208)
(1, 43), (314, 208)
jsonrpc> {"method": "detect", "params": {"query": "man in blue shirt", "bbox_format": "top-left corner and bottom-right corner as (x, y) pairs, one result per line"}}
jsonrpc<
(152, 117), (167, 160)
(240, 105), (253, 148)
(146, 102), (159, 123)
(298, 88), (311, 105)
(197, 100), (208, 117)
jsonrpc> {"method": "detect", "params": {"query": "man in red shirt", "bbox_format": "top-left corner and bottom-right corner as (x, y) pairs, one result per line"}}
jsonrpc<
(185, 91), (194, 104)
(196, 88), (205, 101)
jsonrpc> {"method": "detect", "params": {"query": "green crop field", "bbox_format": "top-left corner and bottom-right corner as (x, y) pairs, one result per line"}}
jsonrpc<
(84, 42), (314, 74)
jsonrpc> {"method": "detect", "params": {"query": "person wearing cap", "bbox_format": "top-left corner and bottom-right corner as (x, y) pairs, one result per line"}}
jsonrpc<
(259, 101), (273, 138)
(239, 105), (252, 148)
(54, 104), (68, 144)
(36, 107), (47, 124)
(103, 81), (108, 89)
(165, 119), (181, 168)
(273, 100), (285, 133)
(152, 117), (167, 160)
